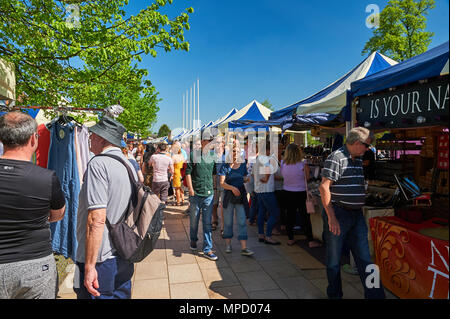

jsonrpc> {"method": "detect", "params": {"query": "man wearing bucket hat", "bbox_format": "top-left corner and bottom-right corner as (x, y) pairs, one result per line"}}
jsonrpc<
(74, 115), (138, 299)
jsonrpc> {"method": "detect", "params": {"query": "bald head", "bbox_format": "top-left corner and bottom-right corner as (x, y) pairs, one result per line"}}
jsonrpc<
(0, 112), (38, 148)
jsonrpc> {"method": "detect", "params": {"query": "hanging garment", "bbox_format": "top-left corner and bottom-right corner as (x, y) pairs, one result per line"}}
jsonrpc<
(74, 125), (90, 184)
(35, 124), (51, 168)
(47, 121), (80, 260)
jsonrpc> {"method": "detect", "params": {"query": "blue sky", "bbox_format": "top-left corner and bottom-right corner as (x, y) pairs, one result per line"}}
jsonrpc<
(130, 0), (449, 133)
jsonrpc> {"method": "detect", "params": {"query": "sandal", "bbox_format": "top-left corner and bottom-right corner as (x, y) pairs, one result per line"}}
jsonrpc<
(287, 240), (296, 246)
(308, 241), (322, 248)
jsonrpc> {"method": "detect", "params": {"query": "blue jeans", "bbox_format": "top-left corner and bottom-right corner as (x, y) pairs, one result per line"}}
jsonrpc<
(189, 195), (214, 254)
(74, 257), (134, 299)
(256, 192), (280, 237)
(322, 206), (385, 299)
(222, 203), (248, 241)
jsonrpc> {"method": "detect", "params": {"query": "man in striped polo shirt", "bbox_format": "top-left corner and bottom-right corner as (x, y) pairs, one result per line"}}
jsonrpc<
(319, 127), (385, 299)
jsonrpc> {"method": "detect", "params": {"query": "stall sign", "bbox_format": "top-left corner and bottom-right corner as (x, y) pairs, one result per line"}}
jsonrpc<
(370, 217), (449, 299)
(357, 76), (449, 129)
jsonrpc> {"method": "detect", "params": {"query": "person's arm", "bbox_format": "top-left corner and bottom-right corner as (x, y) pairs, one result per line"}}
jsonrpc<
(49, 206), (66, 222)
(137, 170), (144, 183)
(49, 173), (66, 222)
(185, 174), (194, 196)
(304, 163), (310, 181)
(318, 177), (340, 236)
(84, 208), (106, 297)
(219, 175), (240, 196)
(168, 160), (174, 175)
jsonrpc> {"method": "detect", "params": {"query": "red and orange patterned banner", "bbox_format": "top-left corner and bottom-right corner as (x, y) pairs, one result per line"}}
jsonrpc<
(370, 216), (449, 299)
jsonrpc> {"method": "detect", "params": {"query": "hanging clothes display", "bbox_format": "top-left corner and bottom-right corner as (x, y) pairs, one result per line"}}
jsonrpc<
(74, 125), (91, 184)
(47, 120), (81, 261)
(35, 124), (51, 168)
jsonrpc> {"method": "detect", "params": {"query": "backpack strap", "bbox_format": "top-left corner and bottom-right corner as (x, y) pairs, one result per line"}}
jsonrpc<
(94, 153), (138, 186)
(92, 153), (138, 229)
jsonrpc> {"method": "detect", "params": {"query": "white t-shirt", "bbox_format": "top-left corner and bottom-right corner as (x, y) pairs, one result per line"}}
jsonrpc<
(253, 155), (277, 193)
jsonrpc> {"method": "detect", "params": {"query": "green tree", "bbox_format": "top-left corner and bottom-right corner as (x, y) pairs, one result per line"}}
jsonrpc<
(306, 132), (322, 146)
(157, 124), (171, 137)
(0, 0), (193, 131)
(261, 99), (274, 111)
(362, 0), (435, 61)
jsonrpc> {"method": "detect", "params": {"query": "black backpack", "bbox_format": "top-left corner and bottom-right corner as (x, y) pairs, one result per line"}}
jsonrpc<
(95, 154), (165, 263)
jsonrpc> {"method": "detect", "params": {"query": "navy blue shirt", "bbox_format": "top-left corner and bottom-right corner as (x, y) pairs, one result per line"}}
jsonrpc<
(218, 163), (248, 189)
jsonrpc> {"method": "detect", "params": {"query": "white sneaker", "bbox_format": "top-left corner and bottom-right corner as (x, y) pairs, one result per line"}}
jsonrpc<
(225, 245), (232, 253)
(241, 248), (254, 256)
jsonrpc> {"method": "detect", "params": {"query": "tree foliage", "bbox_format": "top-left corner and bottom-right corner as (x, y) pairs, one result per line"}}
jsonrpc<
(157, 124), (170, 137)
(362, 0), (435, 61)
(261, 99), (273, 111)
(0, 0), (193, 133)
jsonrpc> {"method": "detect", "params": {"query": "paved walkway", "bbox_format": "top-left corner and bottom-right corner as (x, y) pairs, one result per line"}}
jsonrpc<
(57, 204), (396, 299)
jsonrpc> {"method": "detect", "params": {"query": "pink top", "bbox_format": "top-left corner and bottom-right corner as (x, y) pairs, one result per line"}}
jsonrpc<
(150, 153), (174, 182)
(280, 160), (307, 192)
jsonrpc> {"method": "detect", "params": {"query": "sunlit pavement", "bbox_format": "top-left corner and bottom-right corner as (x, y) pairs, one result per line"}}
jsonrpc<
(57, 201), (397, 299)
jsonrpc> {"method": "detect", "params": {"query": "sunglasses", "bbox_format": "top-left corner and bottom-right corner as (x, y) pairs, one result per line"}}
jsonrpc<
(361, 141), (371, 148)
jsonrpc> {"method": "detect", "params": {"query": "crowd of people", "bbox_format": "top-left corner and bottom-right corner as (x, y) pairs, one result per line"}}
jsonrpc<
(0, 112), (384, 300)
(122, 131), (323, 253)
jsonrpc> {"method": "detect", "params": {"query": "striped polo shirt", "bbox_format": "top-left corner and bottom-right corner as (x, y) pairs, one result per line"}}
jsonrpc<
(321, 145), (366, 210)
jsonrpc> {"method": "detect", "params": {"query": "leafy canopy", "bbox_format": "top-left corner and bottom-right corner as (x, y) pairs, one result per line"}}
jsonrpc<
(0, 0), (194, 135)
(157, 124), (171, 138)
(362, 0), (435, 61)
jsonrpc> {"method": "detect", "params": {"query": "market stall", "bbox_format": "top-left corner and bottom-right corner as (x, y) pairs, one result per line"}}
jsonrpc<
(350, 41), (449, 299)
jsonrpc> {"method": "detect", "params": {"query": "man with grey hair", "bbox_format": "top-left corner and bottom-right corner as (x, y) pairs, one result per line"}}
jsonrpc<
(74, 116), (138, 299)
(319, 126), (385, 299)
(0, 112), (66, 299)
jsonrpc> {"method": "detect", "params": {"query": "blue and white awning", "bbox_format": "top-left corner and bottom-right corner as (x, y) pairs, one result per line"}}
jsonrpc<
(351, 41), (449, 98)
(270, 51), (398, 121)
(220, 100), (272, 130)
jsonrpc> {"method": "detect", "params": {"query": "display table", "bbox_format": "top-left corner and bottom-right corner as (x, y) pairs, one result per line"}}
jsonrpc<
(369, 216), (449, 299)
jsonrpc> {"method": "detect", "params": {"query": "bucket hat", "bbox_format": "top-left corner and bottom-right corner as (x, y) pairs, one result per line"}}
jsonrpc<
(89, 116), (126, 148)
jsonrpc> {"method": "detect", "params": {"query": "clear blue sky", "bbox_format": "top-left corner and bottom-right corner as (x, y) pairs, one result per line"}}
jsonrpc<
(130, 0), (449, 133)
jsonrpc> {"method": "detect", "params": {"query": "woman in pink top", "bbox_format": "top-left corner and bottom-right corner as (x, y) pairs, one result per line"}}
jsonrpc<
(281, 144), (321, 248)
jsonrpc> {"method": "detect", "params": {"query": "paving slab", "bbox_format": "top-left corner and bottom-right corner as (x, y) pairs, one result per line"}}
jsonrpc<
(248, 289), (289, 299)
(170, 281), (210, 299)
(168, 263), (203, 284)
(200, 267), (241, 289)
(134, 261), (168, 281)
(236, 271), (279, 293)
(132, 278), (170, 299)
(276, 276), (327, 299)
(208, 285), (249, 299)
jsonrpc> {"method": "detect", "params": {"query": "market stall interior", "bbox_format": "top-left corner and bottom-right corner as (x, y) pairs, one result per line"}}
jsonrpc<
(349, 41), (449, 299)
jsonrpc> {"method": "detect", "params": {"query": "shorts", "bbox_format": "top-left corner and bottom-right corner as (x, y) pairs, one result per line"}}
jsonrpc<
(152, 181), (170, 203)
(213, 188), (224, 206)
(0, 254), (57, 299)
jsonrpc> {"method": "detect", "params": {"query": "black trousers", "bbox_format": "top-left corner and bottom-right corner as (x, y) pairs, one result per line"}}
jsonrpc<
(284, 190), (313, 241)
(275, 190), (287, 226)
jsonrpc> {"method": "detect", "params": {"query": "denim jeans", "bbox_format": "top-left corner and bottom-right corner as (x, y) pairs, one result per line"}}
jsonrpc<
(222, 203), (248, 241)
(189, 195), (214, 254)
(256, 192), (280, 237)
(74, 257), (134, 299)
(322, 206), (385, 299)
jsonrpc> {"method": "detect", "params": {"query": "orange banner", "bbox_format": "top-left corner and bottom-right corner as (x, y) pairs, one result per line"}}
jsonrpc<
(370, 216), (449, 299)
